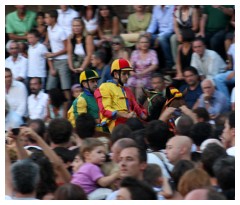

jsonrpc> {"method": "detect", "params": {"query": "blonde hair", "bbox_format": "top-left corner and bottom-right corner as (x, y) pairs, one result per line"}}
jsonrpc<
(80, 138), (104, 161)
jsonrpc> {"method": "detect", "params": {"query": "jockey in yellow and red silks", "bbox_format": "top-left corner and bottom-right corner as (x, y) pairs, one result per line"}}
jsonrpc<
(94, 58), (147, 132)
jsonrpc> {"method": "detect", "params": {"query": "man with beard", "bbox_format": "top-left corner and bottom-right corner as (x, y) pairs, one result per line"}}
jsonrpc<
(27, 77), (48, 120)
(68, 69), (101, 128)
(94, 58), (147, 133)
(179, 66), (202, 109)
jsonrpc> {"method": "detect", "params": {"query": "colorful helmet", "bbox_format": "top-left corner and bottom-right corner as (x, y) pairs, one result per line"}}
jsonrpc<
(110, 58), (133, 75)
(79, 69), (100, 84)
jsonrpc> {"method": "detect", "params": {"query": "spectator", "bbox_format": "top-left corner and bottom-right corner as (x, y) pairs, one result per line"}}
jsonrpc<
(179, 66), (202, 109)
(45, 10), (71, 101)
(54, 183), (87, 200)
(146, 5), (175, 69)
(127, 34), (158, 101)
(178, 168), (211, 198)
(197, 79), (229, 118)
(165, 135), (192, 166)
(213, 156), (235, 200)
(67, 17), (94, 84)
(71, 138), (119, 195)
(47, 118), (73, 148)
(6, 5), (36, 41)
(193, 107), (210, 122)
(5, 98), (24, 132)
(94, 58), (147, 133)
(68, 69), (101, 128)
(220, 111), (235, 156)
(57, 6), (79, 37)
(171, 6), (198, 66)
(117, 176), (157, 200)
(5, 68), (28, 118)
(27, 29), (48, 89)
(196, 5), (234, 60)
(45, 88), (68, 122)
(125, 117), (145, 131)
(111, 35), (129, 60)
(70, 83), (82, 100)
(28, 77), (48, 120)
(111, 124), (132, 144)
(35, 11), (47, 43)
(90, 50), (112, 86)
(5, 41), (28, 82)
(190, 37), (226, 80)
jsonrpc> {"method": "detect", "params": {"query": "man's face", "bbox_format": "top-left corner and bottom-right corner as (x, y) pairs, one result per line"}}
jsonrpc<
(151, 77), (165, 92)
(30, 78), (42, 95)
(83, 79), (98, 92)
(183, 71), (198, 86)
(27, 33), (38, 46)
(165, 138), (181, 165)
(15, 5), (26, 14)
(91, 55), (100, 67)
(44, 13), (54, 26)
(119, 70), (130, 84)
(5, 71), (13, 87)
(9, 42), (19, 57)
(202, 81), (215, 96)
(118, 147), (145, 179)
(193, 40), (205, 57)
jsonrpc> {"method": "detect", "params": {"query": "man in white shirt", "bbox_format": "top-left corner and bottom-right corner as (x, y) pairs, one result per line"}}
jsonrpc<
(57, 5), (79, 37)
(5, 41), (28, 82)
(5, 68), (28, 118)
(191, 37), (226, 80)
(45, 9), (71, 101)
(27, 29), (48, 89)
(28, 77), (48, 120)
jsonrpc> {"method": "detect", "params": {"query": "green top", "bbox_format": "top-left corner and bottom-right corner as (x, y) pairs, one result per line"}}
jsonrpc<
(127, 12), (152, 33)
(6, 10), (37, 36)
(203, 5), (233, 32)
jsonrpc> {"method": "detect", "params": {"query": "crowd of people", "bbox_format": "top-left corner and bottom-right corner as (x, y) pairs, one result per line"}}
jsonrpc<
(5, 5), (235, 200)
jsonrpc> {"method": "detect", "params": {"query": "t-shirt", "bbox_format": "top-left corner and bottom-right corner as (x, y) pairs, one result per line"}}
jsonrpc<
(71, 163), (104, 194)
(227, 43), (235, 71)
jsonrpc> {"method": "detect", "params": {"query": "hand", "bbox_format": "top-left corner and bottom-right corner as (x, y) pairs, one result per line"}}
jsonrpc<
(76, 67), (84, 73)
(128, 111), (137, 118)
(159, 107), (176, 122)
(196, 32), (205, 38)
(50, 68), (57, 76)
(45, 52), (54, 58)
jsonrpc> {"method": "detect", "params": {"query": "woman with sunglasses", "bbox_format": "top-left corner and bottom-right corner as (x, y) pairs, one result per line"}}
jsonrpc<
(67, 17), (94, 84)
(111, 35), (129, 61)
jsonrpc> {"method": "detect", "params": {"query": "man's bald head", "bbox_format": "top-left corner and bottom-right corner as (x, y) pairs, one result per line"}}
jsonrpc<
(185, 188), (226, 200)
(166, 135), (192, 165)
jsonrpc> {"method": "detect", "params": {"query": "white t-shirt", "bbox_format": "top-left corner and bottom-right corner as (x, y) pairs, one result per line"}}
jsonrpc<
(5, 55), (28, 80)
(227, 43), (235, 71)
(28, 42), (48, 77)
(231, 87), (235, 103)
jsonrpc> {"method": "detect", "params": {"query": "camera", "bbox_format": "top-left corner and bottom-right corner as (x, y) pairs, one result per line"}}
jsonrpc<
(12, 128), (20, 136)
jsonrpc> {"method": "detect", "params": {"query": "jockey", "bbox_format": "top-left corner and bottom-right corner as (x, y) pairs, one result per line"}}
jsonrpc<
(94, 58), (148, 132)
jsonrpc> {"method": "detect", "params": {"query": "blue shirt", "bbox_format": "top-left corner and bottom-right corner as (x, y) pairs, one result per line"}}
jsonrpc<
(198, 90), (229, 115)
(94, 65), (112, 86)
(147, 5), (174, 36)
(179, 83), (203, 109)
(5, 110), (24, 131)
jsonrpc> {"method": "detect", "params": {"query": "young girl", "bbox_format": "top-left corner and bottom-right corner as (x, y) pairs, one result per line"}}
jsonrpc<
(71, 138), (119, 195)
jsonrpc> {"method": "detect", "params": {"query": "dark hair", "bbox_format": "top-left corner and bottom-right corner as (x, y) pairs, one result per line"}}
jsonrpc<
(126, 117), (145, 131)
(11, 159), (40, 194)
(207, 188), (226, 200)
(75, 113), (96, 139)
(5, 67), (12, 74)
(36, 11), (45, 18)
(130, 129), (148, 150)
(54, 183), (88, 200)
(53, 147), (76, 163)
(181, 29), (195, 42)
(182, 66), (199, 76)
(228, 111), (235, 128)
(145, 120), (170, 150)
(193, 107), (210, 122)
(193, 36), (206, 45)
(201, 143), (227, 177)
(176, 115), (194, 136)
(171, 160), (195, 190)
(46, 9), (58, 20)
(48, 88), (67, 108)
(80, 5), (97, 19)
(143, 163), (162, 186)
(122, 144), (147, 163)
(47, 118), (73, 144)
(28, 29), (41, 39)
(151, 72), (165, 81)
(27, 118), (46, 143)
(120, 177), (157, 200)
(190, 122), (212, 146)
(98, 6), (118, 28)
(93, 50), (106, 63)
(213, 156), (235, 191)
(30, 152), (57, 199)
(111, 124), (132, 144)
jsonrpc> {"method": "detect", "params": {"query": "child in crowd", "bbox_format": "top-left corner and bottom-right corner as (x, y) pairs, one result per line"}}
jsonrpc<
(71, 138), (119, 196)
(35, 11), (48, 44)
